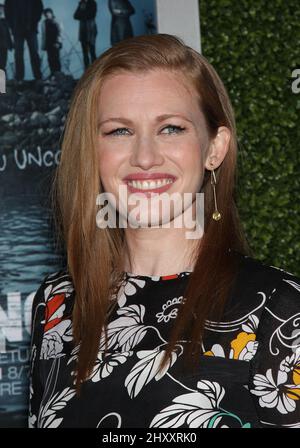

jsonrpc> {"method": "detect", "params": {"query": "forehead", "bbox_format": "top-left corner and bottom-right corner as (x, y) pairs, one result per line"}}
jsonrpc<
(98, 70), (197, 111)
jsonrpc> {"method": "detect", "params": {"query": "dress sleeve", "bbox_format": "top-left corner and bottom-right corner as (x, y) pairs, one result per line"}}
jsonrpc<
(28, 275), (49, 428)
(249, 272), (300, 428)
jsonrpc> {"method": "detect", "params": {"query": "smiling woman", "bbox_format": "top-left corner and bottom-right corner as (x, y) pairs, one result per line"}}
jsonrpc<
(28, 33), (300, 428)
(96, 68), (221, 230)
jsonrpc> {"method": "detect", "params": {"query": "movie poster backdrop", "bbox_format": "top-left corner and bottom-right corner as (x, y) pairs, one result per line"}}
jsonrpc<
(0, 0), (157, 427)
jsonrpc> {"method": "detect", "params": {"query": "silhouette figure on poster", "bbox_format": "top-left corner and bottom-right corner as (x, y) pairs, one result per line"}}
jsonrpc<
(108, 0), (135, 46)
(4, 0), (43, 81)
(41, 8), (62, 76)
(0, 3), (13, 72)
(74, 0), (97, 69)
(143, 10), (156, 35)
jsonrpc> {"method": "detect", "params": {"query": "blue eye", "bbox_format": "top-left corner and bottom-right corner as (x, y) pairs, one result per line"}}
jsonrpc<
(105, 124), (186, 136)
(106, 128), (130, 136)
(162, 125), (186, 134)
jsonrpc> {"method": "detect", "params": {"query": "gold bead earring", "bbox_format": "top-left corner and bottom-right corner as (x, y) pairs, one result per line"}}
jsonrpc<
(210, 162), (221, 221)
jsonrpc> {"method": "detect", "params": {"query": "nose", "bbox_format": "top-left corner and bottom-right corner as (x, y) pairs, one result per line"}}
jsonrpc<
(129, 136), (164, 170)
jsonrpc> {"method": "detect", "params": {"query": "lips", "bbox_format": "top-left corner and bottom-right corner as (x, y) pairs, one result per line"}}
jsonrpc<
(123, 172), (177, 181)
(122, 173), (176, 197)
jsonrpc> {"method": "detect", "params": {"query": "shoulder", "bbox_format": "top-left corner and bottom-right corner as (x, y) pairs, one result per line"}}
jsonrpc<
(30, 269), (75, 343)
(243, 257), (300, 425)
(234, 251), (300, 299)
(31, 269), (75, 317)
(35, 268), (74, 297)
(223, 251), (300, 327)
(233, 251), (300, 324)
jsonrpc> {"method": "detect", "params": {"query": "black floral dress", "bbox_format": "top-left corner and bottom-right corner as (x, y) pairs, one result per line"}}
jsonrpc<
(28, 252), (300, 428)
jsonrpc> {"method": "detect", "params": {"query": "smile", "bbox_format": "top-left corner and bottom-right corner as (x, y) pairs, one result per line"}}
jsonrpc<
(126, 179), (174, 190)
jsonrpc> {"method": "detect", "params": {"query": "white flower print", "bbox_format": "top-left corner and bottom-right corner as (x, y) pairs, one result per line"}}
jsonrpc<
(204, 314), (259, 362)
(280, 348), (300, 374)
(250, 368), (297, 414)
(242, 314), (259, 333)
(41, 320), (72, 359)
(99, 304), (147, 352)
(88, 351), (133, 382)
(116, 277), (146, 307)
(150, 380), (225, 428)
(28, 259), (300, 428)
(229, 339), (259, 361)
(125, 347), (180, 398)
(206, 340), (258, 362)
(67, 343), (80, 366)
(43, 277), (74, 303)
(38, 387), (76, 428)
(207, 344), (226, 357)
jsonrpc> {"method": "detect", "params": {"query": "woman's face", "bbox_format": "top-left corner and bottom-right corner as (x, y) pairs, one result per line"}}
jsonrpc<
(96, 69), (212, 229)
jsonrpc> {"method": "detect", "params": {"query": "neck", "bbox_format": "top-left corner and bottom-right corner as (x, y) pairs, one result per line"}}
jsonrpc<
(122, 201), (202, 276)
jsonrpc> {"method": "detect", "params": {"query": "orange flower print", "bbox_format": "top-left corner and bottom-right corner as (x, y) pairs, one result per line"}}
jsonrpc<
(286, 363), (300, 401)
(230, 332), (257, 360)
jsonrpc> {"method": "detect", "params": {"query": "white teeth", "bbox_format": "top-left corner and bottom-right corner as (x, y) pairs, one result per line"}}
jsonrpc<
(127, 179), (174, 190)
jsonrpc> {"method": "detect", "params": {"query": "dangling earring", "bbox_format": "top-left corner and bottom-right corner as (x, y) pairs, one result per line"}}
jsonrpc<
(210, 163), (221, 221)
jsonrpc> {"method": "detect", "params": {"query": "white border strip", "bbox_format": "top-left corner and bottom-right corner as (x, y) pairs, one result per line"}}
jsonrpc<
(155, 0), (201, 53)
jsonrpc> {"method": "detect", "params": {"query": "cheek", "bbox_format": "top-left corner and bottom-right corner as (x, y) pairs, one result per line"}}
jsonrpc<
(97, 147), (119, 181)
(176, 144), (203, 176)
(182, 147), (204, 193)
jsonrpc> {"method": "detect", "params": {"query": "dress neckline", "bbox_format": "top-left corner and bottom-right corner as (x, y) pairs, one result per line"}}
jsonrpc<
(123, 270), (193, 281)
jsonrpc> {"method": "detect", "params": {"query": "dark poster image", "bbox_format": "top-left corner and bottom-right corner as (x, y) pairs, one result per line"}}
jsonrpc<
(0, 0), (157, 428)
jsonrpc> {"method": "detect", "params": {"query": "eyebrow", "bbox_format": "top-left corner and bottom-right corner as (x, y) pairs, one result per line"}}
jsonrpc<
(98, 114), (193, 127)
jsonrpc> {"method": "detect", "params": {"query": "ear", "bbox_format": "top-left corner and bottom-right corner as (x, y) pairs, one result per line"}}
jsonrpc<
(204, 126), (231, 170)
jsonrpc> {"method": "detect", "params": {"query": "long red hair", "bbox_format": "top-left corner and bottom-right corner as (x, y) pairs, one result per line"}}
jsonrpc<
(52, 34), (253, 392)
